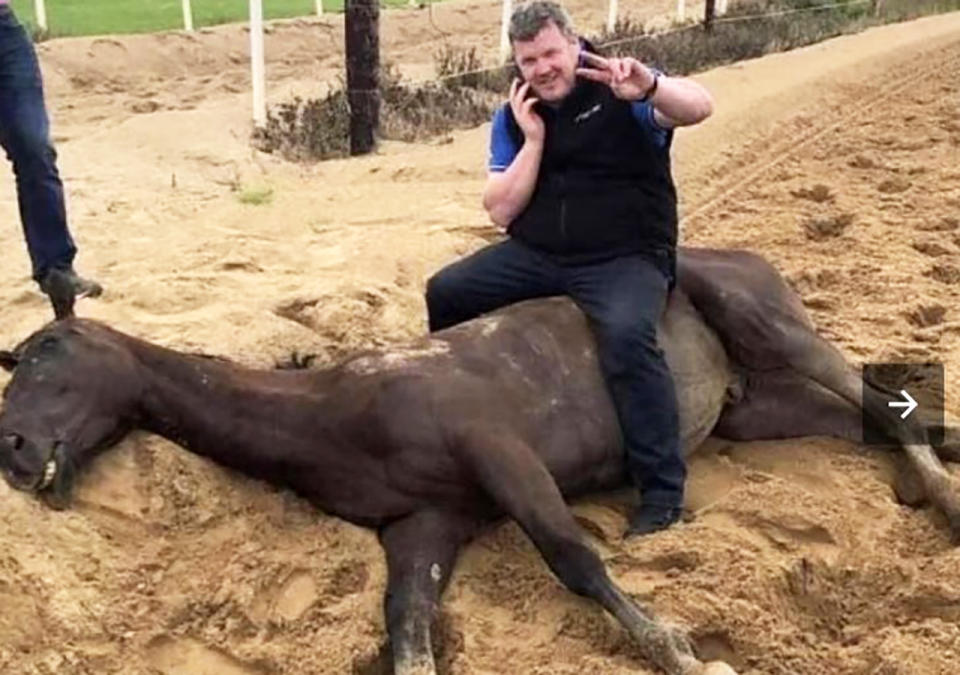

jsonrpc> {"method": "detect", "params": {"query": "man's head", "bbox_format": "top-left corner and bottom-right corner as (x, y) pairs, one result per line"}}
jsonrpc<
(509, 1), (581, 103)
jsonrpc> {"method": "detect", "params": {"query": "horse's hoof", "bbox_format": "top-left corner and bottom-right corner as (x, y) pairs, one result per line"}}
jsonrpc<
(698, 661), (738, 675)
(679, 656), (738, 675)
(947, 514), (960, 545)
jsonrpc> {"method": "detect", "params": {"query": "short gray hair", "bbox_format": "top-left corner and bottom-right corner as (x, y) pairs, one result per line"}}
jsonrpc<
(508, 1), (576, 43)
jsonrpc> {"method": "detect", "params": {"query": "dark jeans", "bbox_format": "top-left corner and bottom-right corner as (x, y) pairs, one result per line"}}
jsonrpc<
(0, 6), (76, 281)
(426, 238), (685, 507)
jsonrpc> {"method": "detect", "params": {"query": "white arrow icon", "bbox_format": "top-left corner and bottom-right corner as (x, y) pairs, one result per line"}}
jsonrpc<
(888, 389), (918, 419)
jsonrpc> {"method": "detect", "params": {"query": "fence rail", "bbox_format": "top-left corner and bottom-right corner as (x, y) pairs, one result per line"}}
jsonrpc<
(10, 0), (913, 130)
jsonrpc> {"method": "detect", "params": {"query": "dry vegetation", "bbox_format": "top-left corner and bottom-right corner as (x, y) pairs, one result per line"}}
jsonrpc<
(252, 0), (960, 160)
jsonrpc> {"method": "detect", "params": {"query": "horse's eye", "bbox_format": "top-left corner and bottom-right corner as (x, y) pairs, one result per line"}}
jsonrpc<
(37, 336), (60, 352)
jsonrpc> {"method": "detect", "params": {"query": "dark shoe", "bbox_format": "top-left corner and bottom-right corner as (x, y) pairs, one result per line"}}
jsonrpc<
(40, 266), (103, 299)
(625, 503), (683, 538)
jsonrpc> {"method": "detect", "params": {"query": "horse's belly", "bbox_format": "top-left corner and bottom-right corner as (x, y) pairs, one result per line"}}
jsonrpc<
(660, 291), (735, 456)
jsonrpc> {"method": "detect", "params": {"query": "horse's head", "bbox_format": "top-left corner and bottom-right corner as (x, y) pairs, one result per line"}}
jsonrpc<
(0, 320), (141, 509)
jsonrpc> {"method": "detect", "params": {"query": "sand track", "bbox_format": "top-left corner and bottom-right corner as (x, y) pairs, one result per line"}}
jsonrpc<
(1, 7), (959, 675)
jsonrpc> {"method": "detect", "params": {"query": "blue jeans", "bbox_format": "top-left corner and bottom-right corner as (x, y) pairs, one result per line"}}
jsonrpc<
(426, 239), (685, 507)
(0, 6), (76, 281)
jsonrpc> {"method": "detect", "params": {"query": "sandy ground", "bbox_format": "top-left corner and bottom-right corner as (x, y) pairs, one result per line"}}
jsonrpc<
(1, 4), (960, 673)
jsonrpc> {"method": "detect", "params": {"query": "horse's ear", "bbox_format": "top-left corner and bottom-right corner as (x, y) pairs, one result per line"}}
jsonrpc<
(0, 350), (18, 372)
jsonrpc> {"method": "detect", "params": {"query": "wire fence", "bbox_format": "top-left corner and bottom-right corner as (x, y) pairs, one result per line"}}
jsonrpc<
(403, 0), (876, 89)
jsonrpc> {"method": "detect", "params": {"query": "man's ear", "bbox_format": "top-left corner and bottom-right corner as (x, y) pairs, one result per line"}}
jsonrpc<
(0, 350), (19, 372)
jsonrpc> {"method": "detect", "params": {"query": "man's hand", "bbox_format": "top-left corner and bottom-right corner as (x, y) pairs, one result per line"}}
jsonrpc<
(509, 78), (545, 144)
(576, 52), (656, 102)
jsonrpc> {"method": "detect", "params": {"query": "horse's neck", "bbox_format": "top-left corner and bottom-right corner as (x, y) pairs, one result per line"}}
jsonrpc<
(131, 340), (330, 472)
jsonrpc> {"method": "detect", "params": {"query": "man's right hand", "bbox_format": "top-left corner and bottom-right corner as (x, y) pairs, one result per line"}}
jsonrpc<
(509, 79), (545, 145)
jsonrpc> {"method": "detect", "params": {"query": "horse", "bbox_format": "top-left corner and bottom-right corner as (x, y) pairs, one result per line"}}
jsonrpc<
(1, 249), (956, 675)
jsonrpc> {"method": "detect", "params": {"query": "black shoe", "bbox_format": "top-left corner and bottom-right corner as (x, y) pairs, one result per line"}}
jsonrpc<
(39, 266), (103, 299)
(625, 503), (683, 538)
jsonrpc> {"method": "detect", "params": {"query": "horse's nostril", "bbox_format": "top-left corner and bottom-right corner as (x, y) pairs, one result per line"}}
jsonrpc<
(3, 433), (24, 451)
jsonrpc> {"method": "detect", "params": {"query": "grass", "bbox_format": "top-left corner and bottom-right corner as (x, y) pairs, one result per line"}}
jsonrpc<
(237, 186), (274, 205)
(7, 0), (419, 38)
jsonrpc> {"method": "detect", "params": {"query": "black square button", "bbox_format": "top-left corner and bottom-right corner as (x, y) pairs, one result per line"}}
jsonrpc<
(862, 363), (944, 447)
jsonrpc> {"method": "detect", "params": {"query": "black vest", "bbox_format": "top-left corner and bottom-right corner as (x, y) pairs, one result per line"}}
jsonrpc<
(504, 78), (678, 263)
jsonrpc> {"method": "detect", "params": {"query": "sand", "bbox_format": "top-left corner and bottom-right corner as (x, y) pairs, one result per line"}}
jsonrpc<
(1, 4), (959, 673)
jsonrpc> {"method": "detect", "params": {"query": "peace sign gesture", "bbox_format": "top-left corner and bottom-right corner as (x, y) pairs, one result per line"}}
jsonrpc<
(576, 52), (657, 102)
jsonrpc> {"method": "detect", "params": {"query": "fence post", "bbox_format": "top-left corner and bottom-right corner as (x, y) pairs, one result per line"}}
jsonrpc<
(717, 0), (727, 16)
(500, 0), (513, 63)
(676, 0), (685, 23)
(249, 0), (266, 126)
(606, 0), (619, 33)
(34, 0), (47, 32)
(181, 0), (194, 30)
(316, 0), (324, 16)
(871, 0), (884, 17)
(704, 0), (715, 32)
(345, 0), (380, 155)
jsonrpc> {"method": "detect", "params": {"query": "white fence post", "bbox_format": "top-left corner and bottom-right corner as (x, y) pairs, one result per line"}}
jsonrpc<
(717, 0), (728, 16)
(181, 0), (194, 31)
(606, 0), (618, 33)
(249, 0), (267, 126)
(34, 0), (47, 32)
(315, 0), (324, 16)
(499, 0), (513, 63)
(676, 0), (685, 22)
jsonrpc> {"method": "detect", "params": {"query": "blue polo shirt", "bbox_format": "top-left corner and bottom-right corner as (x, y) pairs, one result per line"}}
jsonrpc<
(488, 99), (671, 172)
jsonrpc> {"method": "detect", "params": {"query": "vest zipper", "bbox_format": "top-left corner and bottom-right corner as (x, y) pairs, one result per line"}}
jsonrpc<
(557, 171), (568, 246)
(560, 198), (567, 243)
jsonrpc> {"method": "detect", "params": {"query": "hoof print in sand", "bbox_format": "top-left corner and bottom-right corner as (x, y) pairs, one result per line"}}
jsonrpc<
(146, 635), (264, 675)
(877, 178), (911, 194)
(912, 240), (953, 257)
(924, 264), (960, 285)
(791, 184), (834, 203)
(803, 213), (853, 241)
(906, 304), (946, 328)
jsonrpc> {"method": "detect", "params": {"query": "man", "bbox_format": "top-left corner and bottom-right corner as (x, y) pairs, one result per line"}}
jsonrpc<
(0, 2), (102, 304)
(425, 1), (713, 536)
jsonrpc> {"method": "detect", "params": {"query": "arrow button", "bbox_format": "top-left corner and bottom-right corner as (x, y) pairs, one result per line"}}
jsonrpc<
(863, 363), (943, 447)
(887, 389), (918, 419)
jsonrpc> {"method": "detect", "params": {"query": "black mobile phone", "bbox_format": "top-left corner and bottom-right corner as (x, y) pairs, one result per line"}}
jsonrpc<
(508, 67), (538, 100)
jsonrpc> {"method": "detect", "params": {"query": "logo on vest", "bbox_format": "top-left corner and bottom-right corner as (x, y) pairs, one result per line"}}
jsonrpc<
(573, 103), (602, 124)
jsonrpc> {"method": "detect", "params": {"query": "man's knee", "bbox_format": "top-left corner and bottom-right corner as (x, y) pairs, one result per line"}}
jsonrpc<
(425, 264), (471, 331)
(597, 312), (659, 351)
(425, 265), (460, 311)
(5, 127), (55, 172)
(593, 314), (668, 382)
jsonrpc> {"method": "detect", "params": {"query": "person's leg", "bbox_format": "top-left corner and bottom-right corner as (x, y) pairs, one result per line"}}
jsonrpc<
(566, 253), (684, 536)
(0, 10), (99, 297)
(425, 239), (563, 332)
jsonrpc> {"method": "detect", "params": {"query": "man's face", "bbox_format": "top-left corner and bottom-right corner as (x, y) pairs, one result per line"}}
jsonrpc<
(513, 21), (580, 103)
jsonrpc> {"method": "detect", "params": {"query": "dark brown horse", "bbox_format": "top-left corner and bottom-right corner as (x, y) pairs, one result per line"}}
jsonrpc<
(0, 249), (956, 675)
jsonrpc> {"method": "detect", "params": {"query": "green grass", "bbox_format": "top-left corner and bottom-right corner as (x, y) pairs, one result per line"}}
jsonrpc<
(237, 185), (274, 205)
(7, 0), (416, 38)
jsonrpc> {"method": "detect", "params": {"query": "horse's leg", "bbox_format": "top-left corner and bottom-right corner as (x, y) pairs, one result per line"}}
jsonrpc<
(768, 326), (960, 538)
(680, 249), (960, 539)
(938, 421), (960, 463)
(457, 426), (735, 675)
(715, 370), (928, 506)
(718, 371), (960, 466)
(379, 509), (480, 675)
(715, 370), (862, 442)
